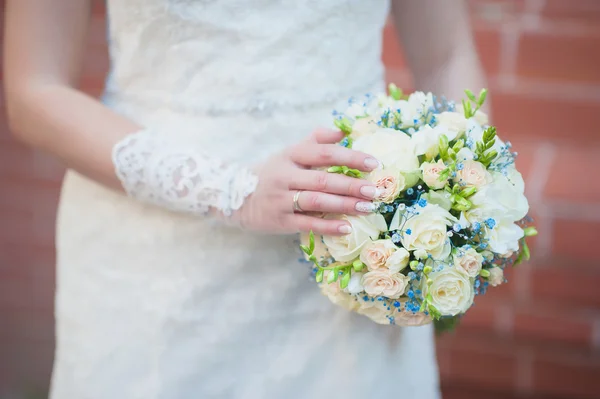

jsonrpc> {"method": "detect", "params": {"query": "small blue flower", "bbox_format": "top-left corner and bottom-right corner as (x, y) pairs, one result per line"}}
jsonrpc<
(407, 290), (415, 299)
(340, 137), (349, 147)
(456, 162), (464, 171)
(418, 198), (427, 207)
(474, 279), (481, 288)
(405, 229), (412, 235)
(407, 188), (414, 195)
(473, 222), (481, 232)
(393, 301), (401, 308)
(485, 218), (496, 229)
(391, 232), (401, 243)
(408, 272), (416, 280)
(453, 223), (462, 232)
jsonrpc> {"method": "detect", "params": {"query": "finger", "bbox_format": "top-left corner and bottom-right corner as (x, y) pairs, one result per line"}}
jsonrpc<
(310, 128), (345, 144)
(291, 143), (381, 171)
(290, 170), (380, 200)
(294, 191), (377, 215)
(287, 214), (353, 236)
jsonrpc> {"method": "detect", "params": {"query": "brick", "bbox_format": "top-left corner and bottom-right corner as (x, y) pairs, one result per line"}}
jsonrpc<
(0, 209), (33, 245)
(381, 24), (407, 70)
(0, 309), (54, 343)
(530, 265), (600, 308)
(551, 219), (600, 261)
(516, 30), (600, 84)
(384, 68), (414, 93)
(473, 27), (502, 76)
(543, 145), (600, 203)
(533, 356), (600, 399)
(0, 139), (34, 178)
(456, 299), (497, 331)
(512, 308), (593, 348)
(543, 0), (600, 25)
(441, 346), (518, 391)
(491, 91), (600, 143)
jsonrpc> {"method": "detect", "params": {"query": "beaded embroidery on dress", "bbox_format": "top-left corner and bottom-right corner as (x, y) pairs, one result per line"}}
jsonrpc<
(50, 1), (441, 398)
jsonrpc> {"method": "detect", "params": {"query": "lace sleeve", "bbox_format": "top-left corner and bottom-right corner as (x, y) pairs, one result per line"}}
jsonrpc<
(112, 128), (258, 217)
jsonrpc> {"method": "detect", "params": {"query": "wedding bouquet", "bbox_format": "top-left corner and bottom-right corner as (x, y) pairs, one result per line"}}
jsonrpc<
(301, 85), (536, 331)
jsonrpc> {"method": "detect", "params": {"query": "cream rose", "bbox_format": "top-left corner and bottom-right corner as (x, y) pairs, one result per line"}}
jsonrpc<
(323, 214), (387, 262)
(455, 160), (492, 188)
(361, 271), (409, 299)
(454, 246), (484, 278)
(427, 267), (475, 316)
(437, 111), (468, 136)
(421, 190), (452, 211)
(395, 306), (433, 327)
(488, 267), (504, 287)
(421, 159), (448, 189)
(367, 167), (406, 203)
(356, 300), (392, 325)
(360, 239), (396, 271)
(351, 116), (378, 138)
(352, 128), (419, 174)
(390, 204), (457, 260)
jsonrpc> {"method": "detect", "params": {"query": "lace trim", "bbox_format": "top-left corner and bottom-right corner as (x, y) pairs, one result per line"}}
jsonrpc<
(112, 128), (258, 216)
(103, 76), (383, 117)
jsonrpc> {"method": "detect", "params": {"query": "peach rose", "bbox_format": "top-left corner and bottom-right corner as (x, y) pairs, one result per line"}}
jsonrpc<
(454, 160), (492, 188)
(361, 270), (409, 299)
(368, 167), (406, 203)
(421, 159), (448, 190)
(454, 246), (484, 278)
(488, 267), (504, 287)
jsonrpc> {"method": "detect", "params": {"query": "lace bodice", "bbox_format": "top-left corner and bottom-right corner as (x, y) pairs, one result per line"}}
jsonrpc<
(108, 0), (390, 216)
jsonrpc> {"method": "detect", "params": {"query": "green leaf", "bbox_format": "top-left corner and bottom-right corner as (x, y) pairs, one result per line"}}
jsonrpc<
(340, 271), (351, 289)
(315, 268), (324, 283)
(478, 88), (488, 106)
(334, 117), (352, 135)
(522, 242), (530, 261)
(327, 166), (342, 173)
(524, 226), (538, 237)
(389, 83), (402, 100)
(452, 139), (464, 153)
(309, 231), (315, 253)
(434, 316), (461, 335)
(300, 245), (311, 256)
(327, 269), (337, 283)
(465, 89), (476, 102)
(460, 186), (477, 198)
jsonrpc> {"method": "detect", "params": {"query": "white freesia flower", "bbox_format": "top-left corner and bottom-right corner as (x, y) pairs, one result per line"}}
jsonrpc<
(437, 111), (468, 136)
(386, 247), (410, 273)
(486, 220), (524, 254)
(414, 249), (428, 260)
(390, 204), (457, 260)
(411, 125), (458, 159)
(427, 267), (474, 316)
(352, 128), (420, 174)
(455, 104), (490, 127)
(346, 272), (365, 295)
(323, 214), (387, 262)
(466, 119), (504, 154)
(421, 190), (452, 211)
(454, 246), (484, 278)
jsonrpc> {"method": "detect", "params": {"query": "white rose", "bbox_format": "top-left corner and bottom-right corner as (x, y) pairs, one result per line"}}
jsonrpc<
(351, 116), (378, 138)
(428, 267), (475, 316)
(352, 128), (420, 174)
(487, 171), (529, 221)
(486, 220), (524, 254)
(421, 190), (452, 211)
(386, 247), (410, 273)
(323, 214), (387, 262)
(437, 111), (468, 136)
(390, 204), (457, 260)
(360, 239), (397, 271)
(455, 160), (492, 188)
(421, 159), (448, 189)
(346, 272), (365, 295)
(362, 270), (410, 299)
(367, 167), (406, 203)
(488, 267), (504, 287)
(453, 246), (484, 278)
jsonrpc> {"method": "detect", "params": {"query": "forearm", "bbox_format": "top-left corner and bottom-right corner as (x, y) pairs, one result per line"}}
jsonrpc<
(7, 84), (139, 191)
(391, 0), (487, 107)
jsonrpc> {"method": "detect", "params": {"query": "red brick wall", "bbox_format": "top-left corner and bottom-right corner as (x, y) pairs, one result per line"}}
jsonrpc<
(1, 1), (600, 398)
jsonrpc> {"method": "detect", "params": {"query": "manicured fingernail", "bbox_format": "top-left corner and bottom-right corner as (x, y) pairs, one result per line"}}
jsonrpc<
(355, 202), (376, 213)
(364, 157), (381, 171)
(338, 225), (352, 234)
(360, 186), (381, 199)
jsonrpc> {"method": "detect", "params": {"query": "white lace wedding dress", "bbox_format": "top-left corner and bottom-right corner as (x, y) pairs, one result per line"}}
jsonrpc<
(51, 1), (440, 398)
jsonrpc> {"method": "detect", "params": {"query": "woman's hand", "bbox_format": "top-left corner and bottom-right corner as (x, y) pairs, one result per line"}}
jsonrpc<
(232, 129), (381, 235)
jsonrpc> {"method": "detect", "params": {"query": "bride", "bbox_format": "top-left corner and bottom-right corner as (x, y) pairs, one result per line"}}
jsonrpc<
(5, 1), (485, 397)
